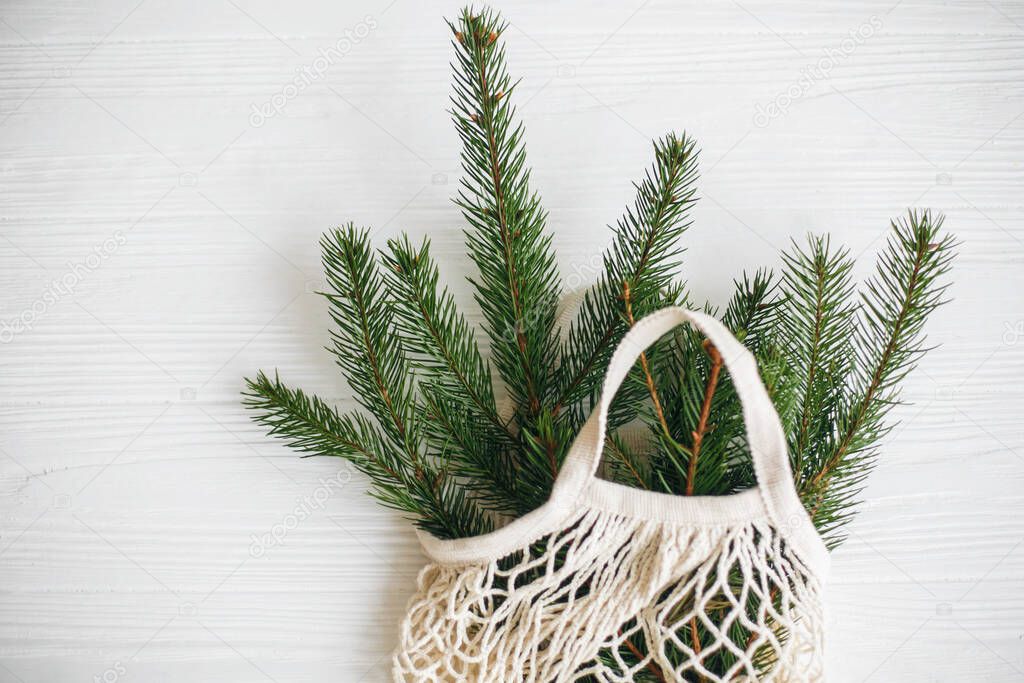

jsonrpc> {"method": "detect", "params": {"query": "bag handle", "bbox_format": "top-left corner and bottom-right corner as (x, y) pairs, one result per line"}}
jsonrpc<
(554, 307), (807, 539)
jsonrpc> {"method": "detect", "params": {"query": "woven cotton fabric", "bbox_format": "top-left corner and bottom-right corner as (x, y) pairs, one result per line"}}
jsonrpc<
(393, 308), (830, 682)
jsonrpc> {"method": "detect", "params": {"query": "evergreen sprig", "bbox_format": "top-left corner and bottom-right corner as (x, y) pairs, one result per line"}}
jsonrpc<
(449, 8), (561, 420)
(642, 272), (782, 496)
(242, 371), (489, 538)
(320, 226), (418, 452)
(779, 235), (858, 504)
(381, 235), (520, 514)
(556, 133), (700, 431)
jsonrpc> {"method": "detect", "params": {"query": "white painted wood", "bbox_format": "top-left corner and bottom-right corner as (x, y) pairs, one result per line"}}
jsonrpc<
(0, 0), (1022, 680)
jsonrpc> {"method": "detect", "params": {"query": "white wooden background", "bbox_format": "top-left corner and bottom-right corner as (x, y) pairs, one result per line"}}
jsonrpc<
(1, 0), (1022, 681)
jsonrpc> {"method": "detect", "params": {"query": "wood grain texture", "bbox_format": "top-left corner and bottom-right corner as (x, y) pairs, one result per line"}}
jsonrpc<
(1, 1), (1022, 681)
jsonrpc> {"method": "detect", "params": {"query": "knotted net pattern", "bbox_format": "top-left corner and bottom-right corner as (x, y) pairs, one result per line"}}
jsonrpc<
(394, 505), (824, 682)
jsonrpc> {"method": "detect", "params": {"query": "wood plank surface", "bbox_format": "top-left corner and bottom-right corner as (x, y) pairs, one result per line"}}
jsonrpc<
(1, 1), (1022, 680)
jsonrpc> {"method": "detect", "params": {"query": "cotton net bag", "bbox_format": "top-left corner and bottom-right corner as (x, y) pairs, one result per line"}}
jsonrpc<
(394, 307), (830, 681)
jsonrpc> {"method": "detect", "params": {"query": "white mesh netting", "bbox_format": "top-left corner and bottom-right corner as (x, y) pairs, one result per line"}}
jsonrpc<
(393, 506), (824, 682)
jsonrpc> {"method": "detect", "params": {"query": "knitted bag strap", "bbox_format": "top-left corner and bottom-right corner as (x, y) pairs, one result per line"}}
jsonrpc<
(553, 307), (828, 573)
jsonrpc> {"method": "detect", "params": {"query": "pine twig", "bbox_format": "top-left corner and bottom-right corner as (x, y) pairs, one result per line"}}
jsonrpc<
(686, 340), (723, 496)
(801, 210), (955, 543)
(689, 616), (704, 677)
(779, 234), (856, 472)
(619, 629), (667, 682)
(555, 133), (699, 425)
(605, 434), (649, 490)
(811, 213), (952, 490)
(241, 371), (490, 538)
(451, 8), (561, 420)
(383, 236), (509, 438)
(623, 280), (671, 439)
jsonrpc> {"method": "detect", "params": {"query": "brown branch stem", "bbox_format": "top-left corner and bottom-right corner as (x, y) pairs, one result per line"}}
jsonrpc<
(623, 281), (671, 439)
(689, 616), (704, 676)
(619, 630), (667, 682)
(686, 340), (723, 496)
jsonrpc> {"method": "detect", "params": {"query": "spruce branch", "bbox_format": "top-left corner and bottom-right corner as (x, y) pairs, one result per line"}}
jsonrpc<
(515, 408), (574, 511)
(321, 225), (420, 460)
(779, 236), (857, 474)
(381, 235), (520, 514)
(243, 370), (394, 472)
(242, 371), (490, 538)
(648, 294), (750, 497)
(420, 391), (520, 515)
(320, 224), (493, 537)
(721, 269), (782, 355)
(556, 133), (699, 428)
(449, 8), (561, 418)
(604, 432), (650, 489)
(803, 210), (956, 543)
(382, 235), (504, 435)
(715, 271), (790, 491)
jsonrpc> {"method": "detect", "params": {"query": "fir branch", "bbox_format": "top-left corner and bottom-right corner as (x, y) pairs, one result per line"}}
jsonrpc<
(243, 370), (396, 474)
(778, 236), (857, 473)
(804, 210), (956, 542)
(321, 225), (420, 462)
(242, 371), (489, 538)
(604, 432), (649, 489)
(449, 8), (561, 418)
(555, 133), (699, 427)
(381, 235), (520, 514)
(319, 225), (494, 537)
(721, 269), (782, 355)
(382, 235), (504, 434)
(649, 300), (743, 497)
(715, 271), (789, 491)
(421, 390), (520, 515)
(516, 408), (574, 511)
